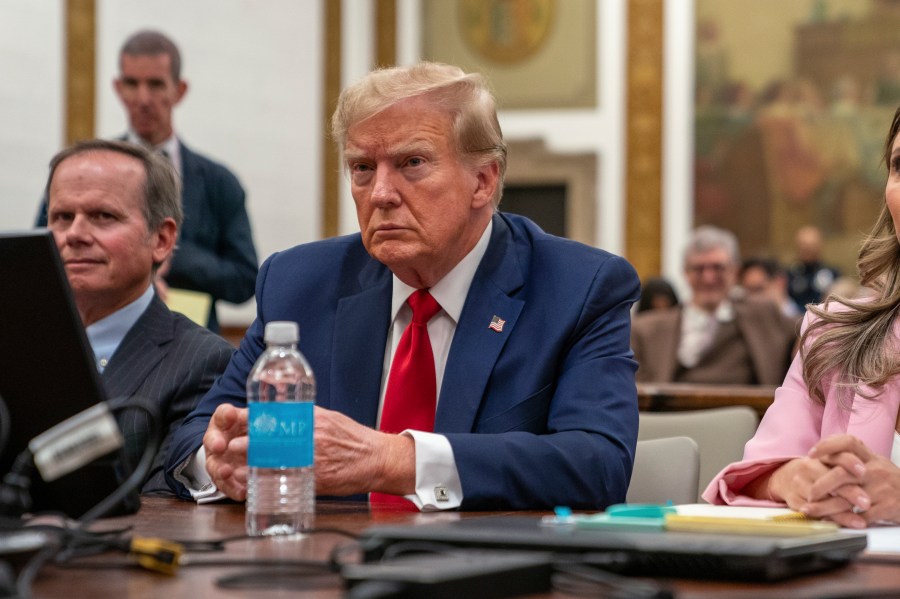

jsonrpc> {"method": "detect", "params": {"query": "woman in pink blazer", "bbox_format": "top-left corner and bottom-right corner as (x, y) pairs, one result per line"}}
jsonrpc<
(703, 105), (900, 529)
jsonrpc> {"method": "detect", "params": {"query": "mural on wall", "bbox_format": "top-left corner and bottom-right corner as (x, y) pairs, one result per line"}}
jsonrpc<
(694, 0), (900, 274)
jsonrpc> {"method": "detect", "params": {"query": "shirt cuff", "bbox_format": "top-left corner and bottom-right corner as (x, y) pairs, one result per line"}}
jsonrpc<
(173, 445), (226, 504)
(403, 430), (463, 511)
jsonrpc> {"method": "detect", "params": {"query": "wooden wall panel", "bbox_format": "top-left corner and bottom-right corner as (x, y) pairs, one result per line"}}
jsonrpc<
(322, 0), (342, 238)
(65, 0), (95, 146)
(625, 0), (664, 279)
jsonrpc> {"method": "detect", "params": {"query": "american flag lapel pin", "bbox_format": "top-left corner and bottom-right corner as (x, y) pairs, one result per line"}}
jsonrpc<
(489, 315), (506, 333)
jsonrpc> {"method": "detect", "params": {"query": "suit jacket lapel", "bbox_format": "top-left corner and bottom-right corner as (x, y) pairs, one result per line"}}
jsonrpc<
(330, 259), (392, 427)
(178, 142), (201, 224)
(436, 214), (525, 433)
(102, 295), (173, 402)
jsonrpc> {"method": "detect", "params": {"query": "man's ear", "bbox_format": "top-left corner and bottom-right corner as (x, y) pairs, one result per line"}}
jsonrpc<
(152, 218), (178, 265)
(113, 77), (124, 100)
(174, 80), (189, 105)
(471, 161), (500, 210)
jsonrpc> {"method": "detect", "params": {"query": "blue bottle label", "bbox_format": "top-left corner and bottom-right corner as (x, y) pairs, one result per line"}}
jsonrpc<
(247, 402), (314, 468)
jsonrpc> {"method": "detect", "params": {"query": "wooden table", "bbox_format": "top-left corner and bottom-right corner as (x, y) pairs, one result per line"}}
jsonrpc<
(638, 382), (777, 421)
(20, 497), (900, 598)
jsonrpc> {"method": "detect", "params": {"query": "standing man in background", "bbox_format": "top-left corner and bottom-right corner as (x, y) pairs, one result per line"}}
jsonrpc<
(38, 29), (258, 332)
(787, 225), (840, 313)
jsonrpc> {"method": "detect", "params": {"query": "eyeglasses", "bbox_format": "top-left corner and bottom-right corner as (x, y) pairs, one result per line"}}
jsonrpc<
(686, 263), (730, 275)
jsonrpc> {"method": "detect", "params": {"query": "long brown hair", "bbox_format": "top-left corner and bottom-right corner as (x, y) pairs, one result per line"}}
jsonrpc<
(801, 105), (900, 403)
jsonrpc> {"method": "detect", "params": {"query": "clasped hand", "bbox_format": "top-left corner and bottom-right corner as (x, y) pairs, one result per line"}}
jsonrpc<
(768, 434), (900, 528)
(202, 404), (416, 501)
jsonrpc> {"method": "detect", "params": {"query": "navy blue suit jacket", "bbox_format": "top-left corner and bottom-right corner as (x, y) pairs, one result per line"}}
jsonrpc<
(166, 213), (640, 510)
(164, 142), (258, 331)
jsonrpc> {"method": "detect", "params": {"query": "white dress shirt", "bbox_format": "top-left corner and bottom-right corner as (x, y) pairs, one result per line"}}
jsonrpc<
(381, 219), (493, 510)
(677, 300), (734, 368)
(178, 221), (494, 509)
(126, 131), (182, 176)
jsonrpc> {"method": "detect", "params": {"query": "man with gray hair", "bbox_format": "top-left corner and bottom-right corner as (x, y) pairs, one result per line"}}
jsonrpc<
(167, 62), (641, 511)
(631, 225), (798, 385)
(45, 139), (234, 493)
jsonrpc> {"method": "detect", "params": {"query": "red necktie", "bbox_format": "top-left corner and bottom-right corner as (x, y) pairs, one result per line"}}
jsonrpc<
(371, 289), (441, 508)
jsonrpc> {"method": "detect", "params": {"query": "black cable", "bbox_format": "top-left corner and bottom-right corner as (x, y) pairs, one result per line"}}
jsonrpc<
(76, 400), (162, 526)
(172, 527), (359, 553)
(330, 538), (366, 571)
(2, 399), (163, 598)
(15, 543), (59, 599)
(0, 451), (35, 518)
(0, 560), (15, 599)
(49, 526), (358, 570)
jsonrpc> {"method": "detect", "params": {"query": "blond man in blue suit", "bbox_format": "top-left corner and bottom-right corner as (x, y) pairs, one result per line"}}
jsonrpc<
(167, 63), (640, 510)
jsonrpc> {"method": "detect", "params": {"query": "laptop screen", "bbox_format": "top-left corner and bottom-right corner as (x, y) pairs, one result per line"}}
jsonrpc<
(0, 230), (137, 517)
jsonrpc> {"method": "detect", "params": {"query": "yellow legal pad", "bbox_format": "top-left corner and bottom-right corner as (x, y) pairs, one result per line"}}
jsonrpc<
(664, 514), (840, 537)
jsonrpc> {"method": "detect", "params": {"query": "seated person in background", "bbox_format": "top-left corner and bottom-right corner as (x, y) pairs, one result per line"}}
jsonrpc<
(703, 105), (900, 529)
(166, 61), (641, 511)
(46, 139), (234, 493)
(636, 276), (679, 313)
(739, 256), (802, 318)
(631, 226), (798, 385)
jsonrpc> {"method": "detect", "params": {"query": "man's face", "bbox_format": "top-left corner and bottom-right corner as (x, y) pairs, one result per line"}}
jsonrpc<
(740, 266), (771, 299)
(344, 95), (497, 288)
(742, 266), (788, 306)
(114, 53), (187, 146)
(684, 247), (736, 312)
(47, 150), (176, 325)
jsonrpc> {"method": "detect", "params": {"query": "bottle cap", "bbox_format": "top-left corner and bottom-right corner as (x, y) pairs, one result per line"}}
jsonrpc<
(264, 321), (299, 345)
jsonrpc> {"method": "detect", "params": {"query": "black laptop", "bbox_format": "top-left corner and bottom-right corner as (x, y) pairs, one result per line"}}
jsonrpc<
(0, 230), (139, 518)
(357, 514), (868, 582)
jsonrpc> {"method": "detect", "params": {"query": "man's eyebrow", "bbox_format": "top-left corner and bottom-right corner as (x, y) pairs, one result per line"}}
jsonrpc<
(342, 147), (366, 163)
(344, 140), (437, 162)
(392, 139), (436, 155)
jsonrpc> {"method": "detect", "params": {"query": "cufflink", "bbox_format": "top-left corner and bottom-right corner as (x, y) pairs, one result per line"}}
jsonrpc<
(434, 485), (450, 502)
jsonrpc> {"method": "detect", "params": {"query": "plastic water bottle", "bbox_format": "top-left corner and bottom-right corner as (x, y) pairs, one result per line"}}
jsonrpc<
(245, 321), (316, 536)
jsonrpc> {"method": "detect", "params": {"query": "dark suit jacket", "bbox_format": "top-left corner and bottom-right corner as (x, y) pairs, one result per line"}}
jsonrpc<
(35, 140), (259, 332)
(167, 213), (641, 510)
(630, 299), (799, 385)
(164, 142), (258, 331)
(106, 294), (234, 494)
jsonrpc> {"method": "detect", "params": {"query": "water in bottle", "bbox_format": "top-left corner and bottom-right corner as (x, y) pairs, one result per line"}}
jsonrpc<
(245, 321), (316, 536)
